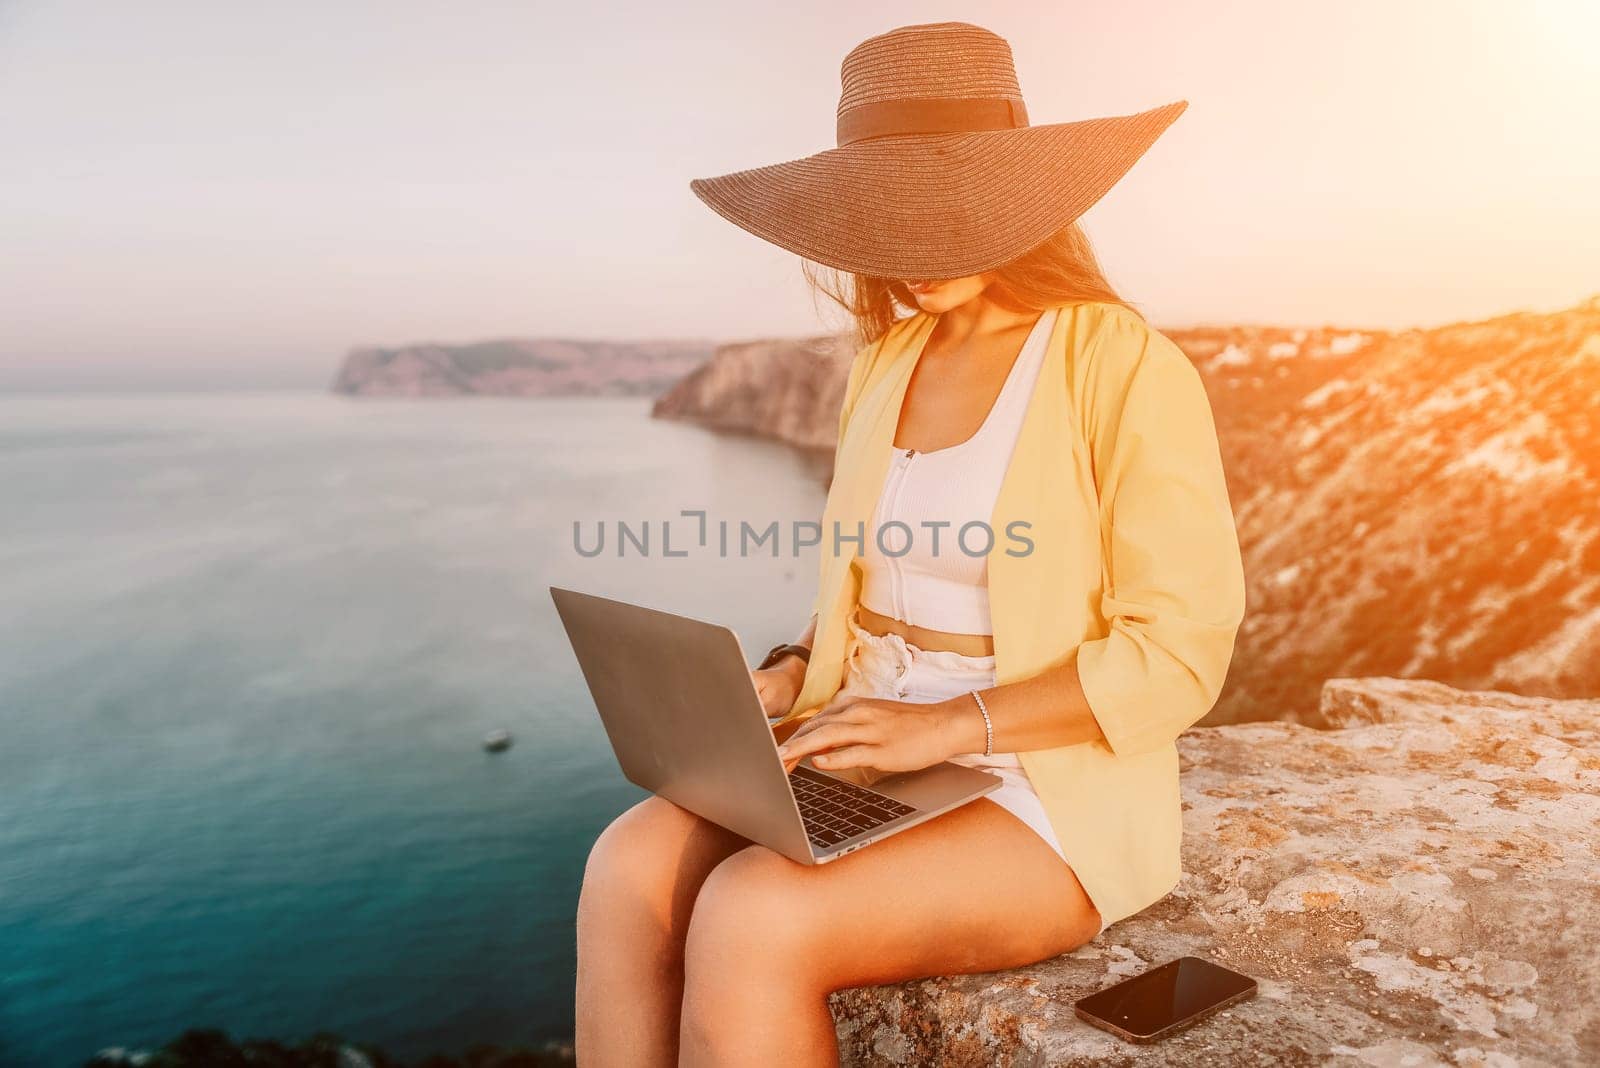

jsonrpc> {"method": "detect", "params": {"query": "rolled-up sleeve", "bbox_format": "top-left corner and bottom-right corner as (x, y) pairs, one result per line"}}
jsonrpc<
(1073, 310), (1248, 758)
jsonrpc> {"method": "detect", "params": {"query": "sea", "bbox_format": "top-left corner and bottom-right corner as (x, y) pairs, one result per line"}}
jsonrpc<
(0, 393), (827, 1066)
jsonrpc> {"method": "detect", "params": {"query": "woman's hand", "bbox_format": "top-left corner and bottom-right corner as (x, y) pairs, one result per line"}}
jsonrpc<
(752, 656), (807, 719)
(776, 692), (986, 775)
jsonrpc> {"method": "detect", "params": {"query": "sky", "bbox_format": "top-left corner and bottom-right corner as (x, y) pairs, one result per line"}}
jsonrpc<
(1, 0), (1597, 388)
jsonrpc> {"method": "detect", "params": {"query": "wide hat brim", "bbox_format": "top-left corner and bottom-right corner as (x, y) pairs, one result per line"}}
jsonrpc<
(690, 99), (1187, 280)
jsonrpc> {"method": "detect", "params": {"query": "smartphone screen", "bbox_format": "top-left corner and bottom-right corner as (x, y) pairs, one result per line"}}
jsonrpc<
(1073, 956), (1256, 1042)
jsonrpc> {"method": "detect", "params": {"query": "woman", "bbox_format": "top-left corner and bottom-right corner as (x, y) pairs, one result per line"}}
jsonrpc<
(577, 21), (1246, 1067)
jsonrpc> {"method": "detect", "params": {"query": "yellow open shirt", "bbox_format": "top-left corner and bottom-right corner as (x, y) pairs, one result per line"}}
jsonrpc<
(779, 300), (1248, 932)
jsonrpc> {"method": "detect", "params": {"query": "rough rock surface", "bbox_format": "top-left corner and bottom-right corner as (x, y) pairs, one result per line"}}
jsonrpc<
(828, 677), (1600, 1066)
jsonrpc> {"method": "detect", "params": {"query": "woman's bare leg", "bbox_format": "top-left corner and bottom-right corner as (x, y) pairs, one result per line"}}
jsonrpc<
(678, 799), (1102, 1067)
(575, 796), (748, 1067)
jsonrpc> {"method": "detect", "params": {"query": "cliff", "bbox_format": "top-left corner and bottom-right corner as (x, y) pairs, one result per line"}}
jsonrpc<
(650, 333), (854, 452)
(830, 676), (1600, 1066)
(1212, 297), (1600, 724)
(331, 338), (715, 397)
(652, 297), (1600, 720)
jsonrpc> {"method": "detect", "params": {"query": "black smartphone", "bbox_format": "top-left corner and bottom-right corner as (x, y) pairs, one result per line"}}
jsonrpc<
(1073, 955), (1256, 1043)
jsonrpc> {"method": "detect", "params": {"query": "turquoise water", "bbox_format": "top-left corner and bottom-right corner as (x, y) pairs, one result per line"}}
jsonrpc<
(0, 394), (825, 1066)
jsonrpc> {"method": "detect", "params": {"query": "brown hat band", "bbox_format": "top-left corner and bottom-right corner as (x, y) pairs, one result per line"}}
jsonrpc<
(836, 95), (1029, 147)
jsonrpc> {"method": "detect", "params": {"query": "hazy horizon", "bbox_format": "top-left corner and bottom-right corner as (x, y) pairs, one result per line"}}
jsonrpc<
(3, 1), (1597, 389)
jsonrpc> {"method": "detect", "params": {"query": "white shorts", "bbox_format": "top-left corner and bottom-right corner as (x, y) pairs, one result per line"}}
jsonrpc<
(835, 612), (1070, 866)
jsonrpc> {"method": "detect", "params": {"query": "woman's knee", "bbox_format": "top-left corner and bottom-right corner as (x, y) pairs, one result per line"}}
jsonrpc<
(579, 797), (707, 928)
(683, 846), (823, 981)
(680, 847), (828, 1058)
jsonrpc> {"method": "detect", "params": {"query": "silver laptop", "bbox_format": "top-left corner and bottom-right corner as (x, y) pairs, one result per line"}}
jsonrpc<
(550, 586), (1000, 864)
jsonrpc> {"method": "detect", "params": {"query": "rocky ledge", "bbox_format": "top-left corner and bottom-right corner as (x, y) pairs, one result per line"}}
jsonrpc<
(829, 677), (1600, 1066)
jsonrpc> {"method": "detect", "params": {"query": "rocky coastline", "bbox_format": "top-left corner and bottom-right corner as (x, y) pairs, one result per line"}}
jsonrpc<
(266, 297), (1600, 1064)
(331, 337), (714, 397)
(649, 332), (853, 452)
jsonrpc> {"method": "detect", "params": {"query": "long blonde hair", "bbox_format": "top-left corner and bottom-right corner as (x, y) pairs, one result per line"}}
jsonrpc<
(803, 221), (1141, 350)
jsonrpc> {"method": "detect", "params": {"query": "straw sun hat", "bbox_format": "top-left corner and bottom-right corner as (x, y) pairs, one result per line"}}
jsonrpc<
(689, 21), (1188, 280)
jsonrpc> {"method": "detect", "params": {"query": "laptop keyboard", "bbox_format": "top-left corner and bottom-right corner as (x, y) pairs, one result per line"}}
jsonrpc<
(790, 764), (917, 850)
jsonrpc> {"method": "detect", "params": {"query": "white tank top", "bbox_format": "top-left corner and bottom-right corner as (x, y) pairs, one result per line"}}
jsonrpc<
(858, 307), (1057, 636)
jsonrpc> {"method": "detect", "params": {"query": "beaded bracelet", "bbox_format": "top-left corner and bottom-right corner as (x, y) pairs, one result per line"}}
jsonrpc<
(969, 689), (994, 757)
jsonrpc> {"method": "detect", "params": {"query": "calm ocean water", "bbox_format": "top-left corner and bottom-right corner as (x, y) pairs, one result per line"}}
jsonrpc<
(0, 393), (826, 1066)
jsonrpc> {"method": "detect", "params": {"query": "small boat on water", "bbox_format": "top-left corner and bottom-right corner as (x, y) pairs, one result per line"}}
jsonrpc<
(483, 728), (514, 753)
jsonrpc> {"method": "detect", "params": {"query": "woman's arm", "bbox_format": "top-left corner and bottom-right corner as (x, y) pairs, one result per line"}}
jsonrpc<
(759, 334), (887, 728)
(1069, 311), (1247, 757)
(775, 655), (1101, 773)
(780, 310), (1246, 773)
(752, 613), (817, 720)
